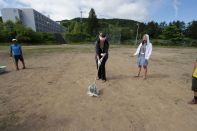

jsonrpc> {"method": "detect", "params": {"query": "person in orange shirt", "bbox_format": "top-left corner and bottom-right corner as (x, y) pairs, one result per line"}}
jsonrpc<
(189, 59), (197, 104)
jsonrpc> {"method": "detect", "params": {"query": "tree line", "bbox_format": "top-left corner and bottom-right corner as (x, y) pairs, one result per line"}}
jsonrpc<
(62, 8), (197, 46)
(0, 20), (64, 44)
(0, 8), (197, 46)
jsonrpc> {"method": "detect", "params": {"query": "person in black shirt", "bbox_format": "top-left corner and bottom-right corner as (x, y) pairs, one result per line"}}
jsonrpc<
(95, 33), (109, 82)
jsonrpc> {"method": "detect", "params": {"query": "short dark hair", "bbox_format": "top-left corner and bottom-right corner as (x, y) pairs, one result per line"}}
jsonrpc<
(100, 33), (106, 38)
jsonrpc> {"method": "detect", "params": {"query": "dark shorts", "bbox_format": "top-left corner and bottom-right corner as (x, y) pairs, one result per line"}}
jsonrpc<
(14, 55), (24, 62)
(192, 77), (197, 91)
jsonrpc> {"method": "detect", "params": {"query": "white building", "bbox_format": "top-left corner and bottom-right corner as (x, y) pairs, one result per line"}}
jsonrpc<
(1, 8), (64, 33)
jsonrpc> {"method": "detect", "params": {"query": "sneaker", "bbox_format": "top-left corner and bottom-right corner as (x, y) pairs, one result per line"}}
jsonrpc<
(96, 77), (100, 80)
(188, 99), (197, 104)
(134, 75), (140, 78)
(102, 79), (106, 82)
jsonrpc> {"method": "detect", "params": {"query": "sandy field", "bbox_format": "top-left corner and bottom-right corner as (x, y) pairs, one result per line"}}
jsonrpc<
(0, 44), (197, 131)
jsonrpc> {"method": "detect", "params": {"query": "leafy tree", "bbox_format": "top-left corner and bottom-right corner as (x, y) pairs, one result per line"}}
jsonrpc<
(0, 17), (2, 23)
(169, 20), (186, 32)
(186, 21), (197, 39)
(42, 32), (55, 41)
(65, 32), (91, 42)
(73, 22), (81, 33)
(4, 20), (16, 40)
(87, 8), (99, 36)
(120, 28), (132, 41)
(16, 28), (34, 42)
(31, 32), (44, 43)
(63, 21), (75, 33)
(0, 22), (8, 42)
(159, 22), (168, 29)
(133, 23), (146, 40)
(162, 25), (184, 44)
(144, 21), (162, 38)
(13, 21), (32, 42)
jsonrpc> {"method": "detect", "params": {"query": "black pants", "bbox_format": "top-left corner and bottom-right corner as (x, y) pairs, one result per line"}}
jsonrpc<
(96, 58), (107, 80)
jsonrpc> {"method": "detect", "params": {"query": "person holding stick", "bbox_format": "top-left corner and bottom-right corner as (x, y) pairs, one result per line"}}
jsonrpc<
(95, 33), (109, 82)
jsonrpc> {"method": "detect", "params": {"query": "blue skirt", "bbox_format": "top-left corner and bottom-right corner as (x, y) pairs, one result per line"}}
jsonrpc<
(137, 54), (148, 66)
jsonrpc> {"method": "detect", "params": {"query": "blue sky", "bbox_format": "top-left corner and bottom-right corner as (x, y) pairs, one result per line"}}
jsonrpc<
(0, 0), (196, 23)
(148, 0), (197, 23)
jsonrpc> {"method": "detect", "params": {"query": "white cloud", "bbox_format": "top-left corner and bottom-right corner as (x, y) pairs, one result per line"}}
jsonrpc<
(173, 0), (180, 19)
(0, 0), (7, 16)
(0, 0), (8, 10)
(1, 0), (156, 22)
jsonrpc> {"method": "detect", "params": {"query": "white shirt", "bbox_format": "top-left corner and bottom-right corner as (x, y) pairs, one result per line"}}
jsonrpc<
(134, 43), (152, 60)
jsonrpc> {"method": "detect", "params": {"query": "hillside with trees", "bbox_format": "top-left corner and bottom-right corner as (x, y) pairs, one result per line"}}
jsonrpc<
(61, 8), (197, 46)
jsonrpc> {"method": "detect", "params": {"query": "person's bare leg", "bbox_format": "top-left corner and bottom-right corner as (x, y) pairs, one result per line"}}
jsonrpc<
(195, 92), (197, 103)
(188, 91), (197, 104)
(15, 61), (19, 70)
(135, 66), (141, 77)
(143, 66), (147, 79)
(21, 60), (26, 69)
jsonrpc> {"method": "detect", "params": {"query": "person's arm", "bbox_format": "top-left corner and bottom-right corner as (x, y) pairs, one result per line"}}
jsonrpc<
(134, 43), (142, 56)
(95, 41), (100, 60)
(20, 46), (23, 56)
(10, 46), (12, 57)
(145, 43), (152, 60)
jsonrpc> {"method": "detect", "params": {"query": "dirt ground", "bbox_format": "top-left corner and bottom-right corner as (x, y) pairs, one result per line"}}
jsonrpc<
(0, 44), (197, 131)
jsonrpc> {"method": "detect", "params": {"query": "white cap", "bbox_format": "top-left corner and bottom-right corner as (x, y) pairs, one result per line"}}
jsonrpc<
(12, 39), (17, 42)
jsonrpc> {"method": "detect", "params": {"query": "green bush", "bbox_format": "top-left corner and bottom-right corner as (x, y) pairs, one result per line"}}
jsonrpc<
(41, 32), (55, 41)
(31, 32), (44, 43)
(16, 28), (34, 42)
(190, 40), (197, 47)
(65, 33), (91, 42)
(120, 28), (132, 41)
(152, 39), (171, 46)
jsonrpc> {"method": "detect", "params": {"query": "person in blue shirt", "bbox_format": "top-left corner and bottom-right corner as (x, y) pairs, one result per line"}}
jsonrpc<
(10, 39), (26, 70)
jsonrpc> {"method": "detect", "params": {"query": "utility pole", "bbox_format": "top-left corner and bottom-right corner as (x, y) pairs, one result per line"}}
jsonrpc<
(135, 23), (139, 45)
(80, 10), (83, 23)
(80, 9), (83, 33)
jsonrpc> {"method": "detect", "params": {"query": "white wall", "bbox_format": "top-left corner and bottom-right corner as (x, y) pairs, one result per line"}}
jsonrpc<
(21, 9), (36, 31)
(1, 8), (21, 23)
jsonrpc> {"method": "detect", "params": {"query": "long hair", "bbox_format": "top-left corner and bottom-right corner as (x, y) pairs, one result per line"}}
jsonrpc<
(142, 34), (150, 45)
